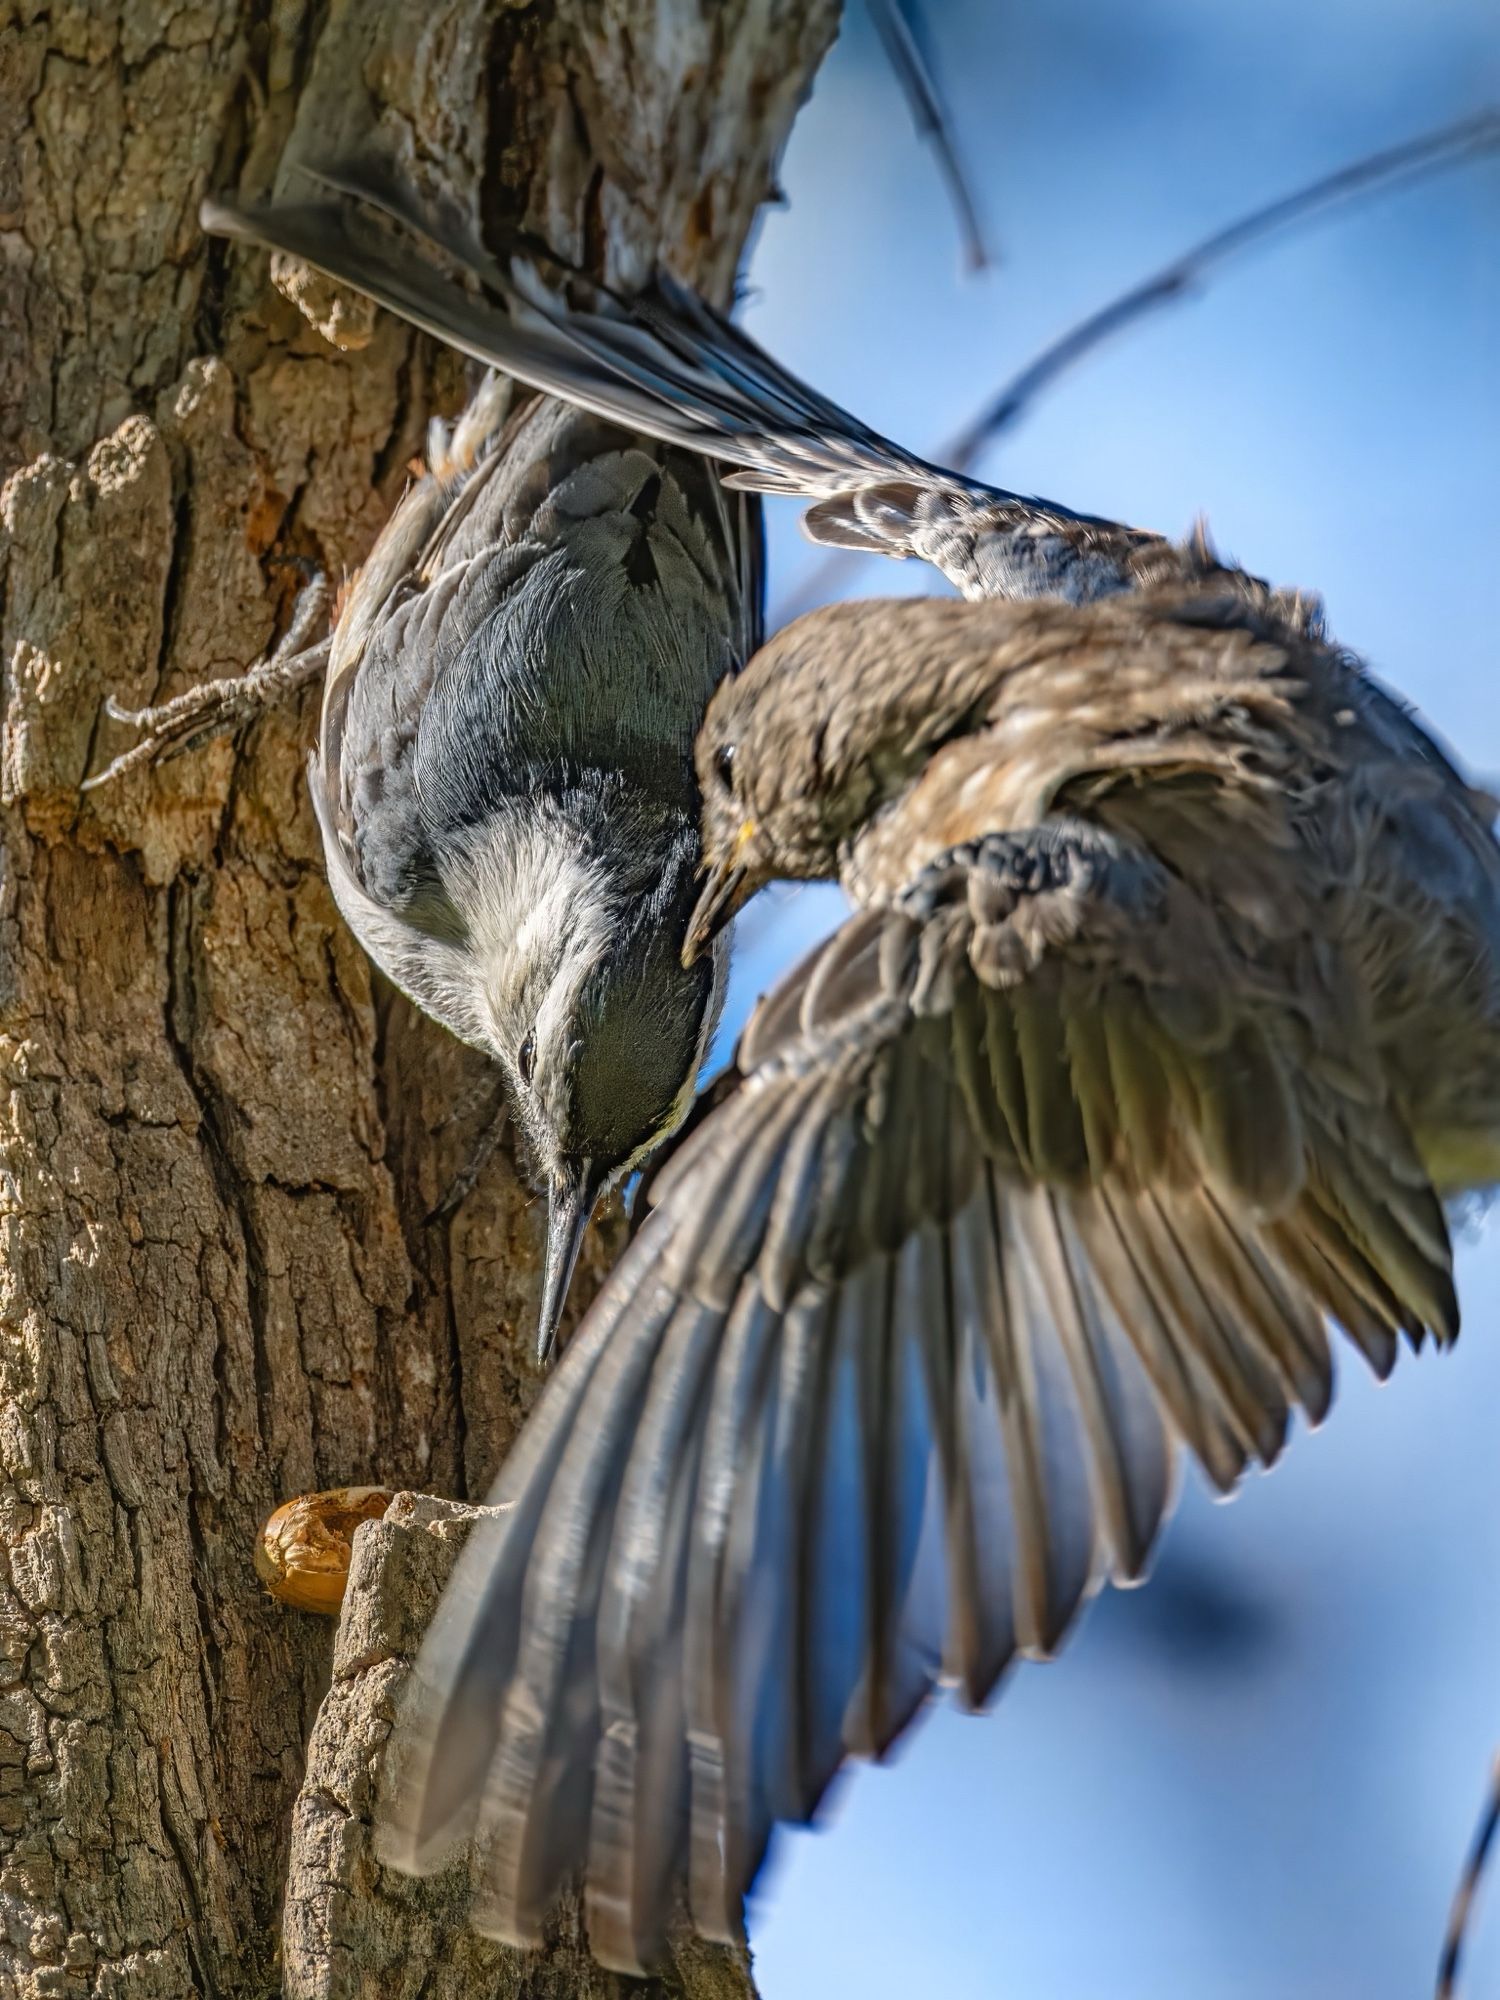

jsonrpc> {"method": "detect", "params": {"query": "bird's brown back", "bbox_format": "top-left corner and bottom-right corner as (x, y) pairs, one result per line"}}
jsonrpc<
(706, 586), (1500, 1187)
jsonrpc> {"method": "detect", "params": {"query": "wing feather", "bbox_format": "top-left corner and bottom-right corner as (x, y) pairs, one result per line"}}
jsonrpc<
(380, 820), (1455, 1971)
(1023, 1188), (1174, 1581)
(939, 1201), (1024, 1702)
(587, 1293), (724, 1969)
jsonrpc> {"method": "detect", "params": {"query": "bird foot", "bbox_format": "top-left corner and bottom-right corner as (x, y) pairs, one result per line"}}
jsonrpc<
(424, 1095), (510, 1226)
(83, 572), (332, 791)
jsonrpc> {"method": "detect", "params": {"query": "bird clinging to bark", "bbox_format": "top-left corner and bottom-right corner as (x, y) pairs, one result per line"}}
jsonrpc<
(109, 180), (769, 1366)
(301, 372), (761, 1361)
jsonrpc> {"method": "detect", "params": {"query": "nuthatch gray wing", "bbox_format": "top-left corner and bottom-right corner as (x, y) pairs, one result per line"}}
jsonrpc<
(203, 190), (764, 1365)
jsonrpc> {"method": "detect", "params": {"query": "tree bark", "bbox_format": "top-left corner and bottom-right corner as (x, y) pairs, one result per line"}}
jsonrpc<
(0, 4), (839, 1995)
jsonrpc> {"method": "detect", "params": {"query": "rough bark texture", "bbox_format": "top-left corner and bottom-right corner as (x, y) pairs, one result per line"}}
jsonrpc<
(0, 4), (840, 1996)
(287, 1494), (763, 2000)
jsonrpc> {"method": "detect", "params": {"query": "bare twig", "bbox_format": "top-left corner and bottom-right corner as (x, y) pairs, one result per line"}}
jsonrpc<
(868, 0), (994, 273)
(777, 105), (1500, 621)
(1437, 1750), (1500, 1999)
(944, 105), (1499, 470)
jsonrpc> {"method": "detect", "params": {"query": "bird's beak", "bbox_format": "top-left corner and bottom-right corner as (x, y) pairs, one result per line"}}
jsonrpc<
(535, 1161), (605, 1367)
(683, 824), (760, 965)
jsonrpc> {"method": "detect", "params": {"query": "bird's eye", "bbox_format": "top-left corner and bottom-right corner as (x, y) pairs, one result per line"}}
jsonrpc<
(517, 1032), (537, 1086)
(714, 742), (737, 790)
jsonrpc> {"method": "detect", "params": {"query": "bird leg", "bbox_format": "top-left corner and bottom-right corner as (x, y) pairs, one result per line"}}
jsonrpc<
(424, 1080), (511, 1227)
(83, 571), (331, 791)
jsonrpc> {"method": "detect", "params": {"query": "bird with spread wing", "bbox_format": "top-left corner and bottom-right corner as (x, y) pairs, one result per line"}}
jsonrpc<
(193, 172), (1500, 1972)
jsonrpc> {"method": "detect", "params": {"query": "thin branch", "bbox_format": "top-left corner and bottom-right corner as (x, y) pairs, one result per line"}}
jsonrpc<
(1437, 1750), (1500, 1999)
(944, 104), (1499, 470)
(776, 105), (1499, 622)
(868, 0), (994, 273)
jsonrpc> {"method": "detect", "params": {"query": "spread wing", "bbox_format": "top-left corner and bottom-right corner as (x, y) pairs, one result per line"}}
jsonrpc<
(376, 819), (1455, 1970)
(203, 170), (1168, 603)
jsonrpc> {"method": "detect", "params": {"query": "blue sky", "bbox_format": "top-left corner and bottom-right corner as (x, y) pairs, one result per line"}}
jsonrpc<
(713, 4), (1500, 1995)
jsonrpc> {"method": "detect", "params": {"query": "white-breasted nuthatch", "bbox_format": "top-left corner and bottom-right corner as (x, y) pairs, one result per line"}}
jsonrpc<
(199, 182), (764, 1364)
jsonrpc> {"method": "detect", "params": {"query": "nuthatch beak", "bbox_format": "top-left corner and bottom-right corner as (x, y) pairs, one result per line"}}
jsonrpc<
(535, 1160), (607, 1365)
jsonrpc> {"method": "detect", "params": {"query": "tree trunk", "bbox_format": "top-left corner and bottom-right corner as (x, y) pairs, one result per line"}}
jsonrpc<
(0, 4), (839, 1995)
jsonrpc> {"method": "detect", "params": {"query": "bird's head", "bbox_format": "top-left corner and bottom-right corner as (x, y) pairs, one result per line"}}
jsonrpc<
(685, 612), (887, 960)
(464, 802), (723, 1363)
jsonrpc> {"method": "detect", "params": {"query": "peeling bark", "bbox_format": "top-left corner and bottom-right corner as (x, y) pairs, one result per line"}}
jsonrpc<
(0, 4), (841, 1995)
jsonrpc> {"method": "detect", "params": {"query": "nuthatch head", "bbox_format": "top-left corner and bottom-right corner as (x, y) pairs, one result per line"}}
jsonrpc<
(473, 806), (721, 1362)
